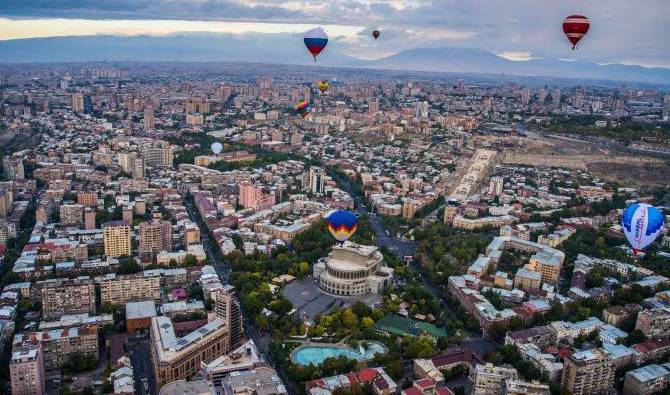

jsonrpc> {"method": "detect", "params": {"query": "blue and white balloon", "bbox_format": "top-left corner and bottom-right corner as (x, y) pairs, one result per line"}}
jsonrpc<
(211, 142), (223, 154)
(621, 203), (664, 254)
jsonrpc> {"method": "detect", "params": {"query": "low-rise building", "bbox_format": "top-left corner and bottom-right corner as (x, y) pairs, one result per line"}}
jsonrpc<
(126, 300), (157, 334)
(472, 363), (518, 395)
(623, 363), (670, 395)
(313, 242), (394, 296)
(635, 307), (670, 339)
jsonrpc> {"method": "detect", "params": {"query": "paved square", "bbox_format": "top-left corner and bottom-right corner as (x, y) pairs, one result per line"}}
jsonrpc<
(282, 279), (382, 323)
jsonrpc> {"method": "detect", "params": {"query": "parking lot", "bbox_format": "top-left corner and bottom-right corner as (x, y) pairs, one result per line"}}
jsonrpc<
(282, 279), (382, 323)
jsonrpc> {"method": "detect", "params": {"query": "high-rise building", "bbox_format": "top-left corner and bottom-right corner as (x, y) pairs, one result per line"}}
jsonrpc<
(561, 349), (615, 395)
(10, 344), (45, 395)
(414, 101), (429, 119)
(83, 94), (93, 114)
(84, 207), (96, 230)
(239, 182), (275, 211)
(141, 142), (173, 167)
(41, 277), (96, 320)
(122, 205), (134, 226)
(143, 105), (155, 130)
(138, 219), (173, 263)
(369, 100), (380, 114)
(489, 176), (504, 198)
(59, 203), (84, 226)
(3, 156), (25, 180)
(213, 285), (244, 350)
(103, 221), (132, 258)
(117, 152), (136, 173)
(132, 157), (145, 180)
(663, 94), (670, 120)
(521, 88), (531, 106)
(185, 97), (210, 114)
(308, 166), (325, 195)
(72, 93), (84, 112)
(0, 220), (17, 245)
(0, 188), (12, 218)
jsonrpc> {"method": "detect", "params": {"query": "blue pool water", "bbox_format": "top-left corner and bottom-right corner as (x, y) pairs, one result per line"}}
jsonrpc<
(292, 342), (386, 366)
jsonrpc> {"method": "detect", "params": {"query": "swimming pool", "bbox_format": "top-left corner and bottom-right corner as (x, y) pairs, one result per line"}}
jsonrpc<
(291, 342), (387, 366)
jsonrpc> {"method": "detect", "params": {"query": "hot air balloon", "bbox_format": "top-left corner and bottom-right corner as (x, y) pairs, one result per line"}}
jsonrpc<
(317, 81), (329, 93)
(562, 15), (590, 50)
(294, 100), (312, 118)
(211, 142), (223, 154)
(621, 203), (665, 255)
(372, 30), (380, 40)
(327, 210), (358, 243)
(304, 27), (328, 62)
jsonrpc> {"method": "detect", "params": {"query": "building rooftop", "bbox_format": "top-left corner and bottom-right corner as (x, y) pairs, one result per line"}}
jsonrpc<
(126, 300), (157, 320)
(223, 366), (287, 395)
(159, 379), (213, 395)
(627, 363), (670, 383)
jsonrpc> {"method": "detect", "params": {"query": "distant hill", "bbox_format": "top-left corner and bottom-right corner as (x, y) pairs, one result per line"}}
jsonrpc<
(364, 46), (670, 85)
(1, 34), (669, 85)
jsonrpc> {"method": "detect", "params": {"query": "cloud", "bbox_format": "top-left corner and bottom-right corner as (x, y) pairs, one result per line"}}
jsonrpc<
(0, 0), (669, 67)
(496, 52), (537, 62)
(0, 0), (301, 21)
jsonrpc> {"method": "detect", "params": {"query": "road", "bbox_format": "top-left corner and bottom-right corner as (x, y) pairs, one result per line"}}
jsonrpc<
(129, 338), (155, 395)
(184, 194), (298, 394)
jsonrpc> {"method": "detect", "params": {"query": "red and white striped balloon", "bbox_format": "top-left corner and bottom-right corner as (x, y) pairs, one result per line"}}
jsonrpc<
(562, 15), (590, 50)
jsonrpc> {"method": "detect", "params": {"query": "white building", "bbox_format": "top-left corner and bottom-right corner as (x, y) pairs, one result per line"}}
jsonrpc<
(313, 242), (394, 296)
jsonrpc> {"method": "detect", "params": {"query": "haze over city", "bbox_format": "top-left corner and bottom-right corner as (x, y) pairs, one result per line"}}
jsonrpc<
(1, 2), (670, 395)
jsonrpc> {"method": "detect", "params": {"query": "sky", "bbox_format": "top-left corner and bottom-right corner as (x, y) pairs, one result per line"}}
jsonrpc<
(1, 0), (669, 67)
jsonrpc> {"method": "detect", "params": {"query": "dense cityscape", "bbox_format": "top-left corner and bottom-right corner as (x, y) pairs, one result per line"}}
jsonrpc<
(0, 60), (669, 395)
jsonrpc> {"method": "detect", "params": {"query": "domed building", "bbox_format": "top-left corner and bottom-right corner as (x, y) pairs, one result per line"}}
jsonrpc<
(313, 241), (394, 296)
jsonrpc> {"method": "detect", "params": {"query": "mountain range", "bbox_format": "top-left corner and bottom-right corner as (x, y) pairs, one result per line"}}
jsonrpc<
(2, 34), (669, 85)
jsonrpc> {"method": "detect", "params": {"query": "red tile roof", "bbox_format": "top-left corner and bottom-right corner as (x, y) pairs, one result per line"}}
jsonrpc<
(357, 368), (378, 383)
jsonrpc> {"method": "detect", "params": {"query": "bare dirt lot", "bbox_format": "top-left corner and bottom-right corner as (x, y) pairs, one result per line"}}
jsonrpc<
(492, 134), (670, 187)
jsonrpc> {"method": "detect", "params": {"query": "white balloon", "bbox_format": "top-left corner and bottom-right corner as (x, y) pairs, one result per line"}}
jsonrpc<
(211, 142), (223, 154)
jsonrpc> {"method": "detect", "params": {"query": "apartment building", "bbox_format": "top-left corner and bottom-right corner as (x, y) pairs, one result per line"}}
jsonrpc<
(13, 325), (99, 370)
(472, 363), (519, 395)
(98, 273), (161, 306)
(77, 192), (98, 206)
(239, 181), (275, 211)
(635, 307), (670, 339)
(212, 284), (244, 350)
(10, 345), (45, 395)
(103, 221), (131, 258)
(59, 203), (84, 226)
(561, 349), (615, 395)
(150, 316), (229, 389)
(623, 363), (670, 395)
(138, 219), (172, 263)
(41, 277), (96, 320)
